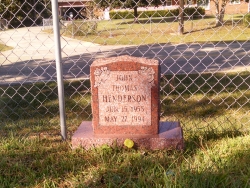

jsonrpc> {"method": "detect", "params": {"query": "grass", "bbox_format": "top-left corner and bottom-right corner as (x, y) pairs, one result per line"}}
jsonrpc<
(0, 72), (250, 187)
(57, 15), (250, 45)
(0, 43), (12, 51)
(1, 135), (250, 187)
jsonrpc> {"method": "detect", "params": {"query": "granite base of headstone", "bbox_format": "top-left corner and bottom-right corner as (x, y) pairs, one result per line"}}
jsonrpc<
(72, 56), (184, 150)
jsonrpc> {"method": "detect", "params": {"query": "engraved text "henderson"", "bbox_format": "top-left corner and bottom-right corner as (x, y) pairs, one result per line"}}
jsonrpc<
(102, 95), (147, 103)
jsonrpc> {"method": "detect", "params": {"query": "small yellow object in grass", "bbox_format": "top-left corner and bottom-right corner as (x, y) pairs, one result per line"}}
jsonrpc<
(124, 139), (134, 148)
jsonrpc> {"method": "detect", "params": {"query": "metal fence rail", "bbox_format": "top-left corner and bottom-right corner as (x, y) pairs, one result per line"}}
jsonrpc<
(0, 0), (250, 138)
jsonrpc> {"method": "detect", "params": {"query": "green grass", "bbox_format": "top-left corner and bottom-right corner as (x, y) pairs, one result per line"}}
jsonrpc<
(0, 43), (12, 51)
(58, 15), (250, 45)
(1, 135), (250, 187)
(0, 72), (250, 187)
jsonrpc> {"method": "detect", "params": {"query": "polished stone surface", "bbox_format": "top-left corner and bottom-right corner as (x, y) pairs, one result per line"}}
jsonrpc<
(72, 121), (184, 150)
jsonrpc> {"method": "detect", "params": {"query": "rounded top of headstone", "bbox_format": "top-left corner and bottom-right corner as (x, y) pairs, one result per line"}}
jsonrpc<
(91, 55), (158, 67)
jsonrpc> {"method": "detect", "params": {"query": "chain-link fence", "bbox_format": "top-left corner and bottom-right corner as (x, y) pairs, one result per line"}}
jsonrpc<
(0, 0), (250, 139)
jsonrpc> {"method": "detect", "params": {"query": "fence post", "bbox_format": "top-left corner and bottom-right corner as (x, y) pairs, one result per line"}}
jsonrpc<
(51, 0), (67, 140)
(178, 0), (184, 35)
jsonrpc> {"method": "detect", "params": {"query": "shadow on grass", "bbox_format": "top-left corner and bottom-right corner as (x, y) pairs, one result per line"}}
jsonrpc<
(0, 73), (249, 186)
(161, 72), (250, 117)
(0, 138), (88, 187)
(183, 21), (244, 35)
(123, 17), (178, 24)
(184, 128), (245, 152)
(1, 72), (249, 122)
(178, 134), (250, 187)
(0, 80), (92, 132)
(161, 92), (250, 118)
(1, 40), (250, 140)
(0, 72), (249, 142)
(119, 15), (215, 25)
(1, 132), (249, 187)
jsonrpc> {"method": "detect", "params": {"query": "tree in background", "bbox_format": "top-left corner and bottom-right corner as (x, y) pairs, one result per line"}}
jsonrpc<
(34, 0), (52, 20)
(94, 0), (162, 22)
(94, 0), (122, 9)
(178, 0), (184, 34)
(90, 0), (122, 19)
(0, 0), (51, 28)
(121, 0), (147, 22)
(0, 0), (20, 21)
(211, 0), (229, 26)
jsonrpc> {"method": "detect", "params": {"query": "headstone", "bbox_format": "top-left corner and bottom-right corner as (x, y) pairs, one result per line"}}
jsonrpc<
(91, 56), (159, 135)
(72, 56), (184, 150)
(104, 7), (110, 20)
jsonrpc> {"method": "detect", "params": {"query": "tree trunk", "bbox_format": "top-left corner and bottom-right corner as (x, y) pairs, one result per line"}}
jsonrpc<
(215, 14), (224, 26)
(215, 0), (227, 27)
(215, 0), (221, 26)
(33, 0), (36, 23)
(178, 0), (184, 34)
(133, 6), (138, 23)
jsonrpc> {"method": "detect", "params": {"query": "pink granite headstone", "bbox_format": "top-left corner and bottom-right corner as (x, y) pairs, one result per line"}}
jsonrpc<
(91, 56), (160, 135)
(72, 56), (184, 150)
